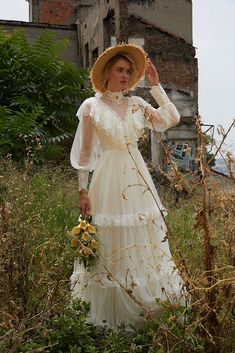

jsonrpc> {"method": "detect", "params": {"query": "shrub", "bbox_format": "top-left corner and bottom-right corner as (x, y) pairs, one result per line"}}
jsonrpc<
(0, 28), (91, 161)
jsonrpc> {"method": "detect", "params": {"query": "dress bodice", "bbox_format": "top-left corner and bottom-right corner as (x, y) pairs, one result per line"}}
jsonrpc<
(93, 94), (143, 152)
(70, 84), (181, 172)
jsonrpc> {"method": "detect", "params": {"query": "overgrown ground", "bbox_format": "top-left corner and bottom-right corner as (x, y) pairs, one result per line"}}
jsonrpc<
(1, 27), (233, 352)
(0, 159), (234, 353)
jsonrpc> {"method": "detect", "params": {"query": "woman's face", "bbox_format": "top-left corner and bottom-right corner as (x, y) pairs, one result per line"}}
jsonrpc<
(106, 58), (132, 92)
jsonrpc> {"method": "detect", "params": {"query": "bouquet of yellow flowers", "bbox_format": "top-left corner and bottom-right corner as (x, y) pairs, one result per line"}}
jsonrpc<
(70, 215), (99, 270)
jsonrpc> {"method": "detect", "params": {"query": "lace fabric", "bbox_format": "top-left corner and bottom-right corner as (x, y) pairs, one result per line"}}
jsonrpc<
(100, 93), (129, 121)
(70, 219), (184, 328)
(78, 170), (89, 191)
(150, 85), (170, 106)
(70, 84), (180, 174)
(102, 90), (125, 105)
(70, 84), (183, 328)
(92, 207), (167, 227)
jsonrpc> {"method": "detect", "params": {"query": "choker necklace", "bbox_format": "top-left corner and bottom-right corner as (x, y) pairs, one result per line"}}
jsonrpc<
(103, 90), (124, 105)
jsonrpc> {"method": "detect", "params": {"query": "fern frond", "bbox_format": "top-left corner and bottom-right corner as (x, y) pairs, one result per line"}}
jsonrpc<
(47, 133), (73, 145)
(0, 28), (90, 160)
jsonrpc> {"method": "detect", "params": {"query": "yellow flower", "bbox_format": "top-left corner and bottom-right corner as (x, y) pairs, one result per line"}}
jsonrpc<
(90, 239), (99, 249)
(71, 238), (79, 248)
(79, 220), (87, 230)
(71, 226), (81, 235)
(87, 224), (96, 234)
(81, 231), (92, 241)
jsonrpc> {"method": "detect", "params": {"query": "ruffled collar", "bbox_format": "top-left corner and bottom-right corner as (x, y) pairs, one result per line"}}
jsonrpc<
(98, 90), (125, 105)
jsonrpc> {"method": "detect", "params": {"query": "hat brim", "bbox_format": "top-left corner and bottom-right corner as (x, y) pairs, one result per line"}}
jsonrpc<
(90, 43), (147, 93)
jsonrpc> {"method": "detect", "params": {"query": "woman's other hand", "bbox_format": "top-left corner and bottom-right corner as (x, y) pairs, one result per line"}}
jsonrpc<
(145, 58), (160, 86)
(79, 190), (91, 217)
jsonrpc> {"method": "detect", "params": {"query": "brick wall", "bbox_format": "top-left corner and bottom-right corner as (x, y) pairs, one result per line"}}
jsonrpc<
(127, 15), (198, 164)
(38, 0), (77, 25)
(128, 16), (196, 92)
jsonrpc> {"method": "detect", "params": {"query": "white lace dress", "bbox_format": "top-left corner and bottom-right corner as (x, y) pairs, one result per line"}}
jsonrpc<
(70, 84), (183, 328)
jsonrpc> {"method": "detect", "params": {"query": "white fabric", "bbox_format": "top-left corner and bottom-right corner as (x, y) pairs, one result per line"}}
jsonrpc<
(78, 170), (89, 191)
(70, 84), (183, 328)
(150, 85), (170, 105)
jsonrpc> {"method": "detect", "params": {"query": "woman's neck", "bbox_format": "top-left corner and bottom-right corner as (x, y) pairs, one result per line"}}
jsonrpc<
(102, 90), (124, 105)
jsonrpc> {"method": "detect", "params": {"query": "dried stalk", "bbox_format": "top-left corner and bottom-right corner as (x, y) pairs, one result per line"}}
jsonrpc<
(209, 119), (235, 164)
(195, 117), (220, 352)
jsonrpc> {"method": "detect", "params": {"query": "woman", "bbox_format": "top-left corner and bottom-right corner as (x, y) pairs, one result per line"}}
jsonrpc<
(70, 43), (183, 328)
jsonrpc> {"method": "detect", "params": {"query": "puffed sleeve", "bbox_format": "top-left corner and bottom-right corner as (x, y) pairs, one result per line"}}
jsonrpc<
(134, 84), (180, 132)
(70, 98), (100, 190)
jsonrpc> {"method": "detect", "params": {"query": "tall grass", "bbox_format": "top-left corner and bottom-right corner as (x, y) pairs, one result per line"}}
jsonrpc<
(0, 160), (79, 350)
(0, 143), (234, 352)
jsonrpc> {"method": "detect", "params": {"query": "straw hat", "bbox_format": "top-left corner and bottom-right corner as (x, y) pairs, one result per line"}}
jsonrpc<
(90, 43), (148, 93)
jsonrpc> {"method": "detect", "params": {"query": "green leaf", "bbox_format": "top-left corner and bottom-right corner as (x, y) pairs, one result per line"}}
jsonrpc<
(0, 28), (90, 161)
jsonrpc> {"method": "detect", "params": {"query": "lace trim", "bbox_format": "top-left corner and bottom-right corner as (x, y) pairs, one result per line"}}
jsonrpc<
(76, 97), (94, 118)
(102, 90), (124, 105)
(78, 170), (89, 191)
(91, 207), (167, 227)
(90, 100), (145, 147)
(70, 262), (182, 291)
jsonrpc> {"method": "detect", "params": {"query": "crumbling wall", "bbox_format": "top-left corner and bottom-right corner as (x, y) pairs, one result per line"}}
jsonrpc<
(0, 20), (79, 66)
(128, 15), (196, 92)
(77, 0), (119, 66)
(28, 0), (78, 25)
(128, 0), (192, 44)
(26, 0), (198, 168)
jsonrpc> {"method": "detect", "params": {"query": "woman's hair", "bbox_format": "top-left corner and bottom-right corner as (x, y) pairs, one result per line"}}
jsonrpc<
(101, 54), (137, 90)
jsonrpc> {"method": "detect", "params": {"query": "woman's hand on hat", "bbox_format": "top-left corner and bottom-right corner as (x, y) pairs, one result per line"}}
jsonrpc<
(145, 59), (159, 86)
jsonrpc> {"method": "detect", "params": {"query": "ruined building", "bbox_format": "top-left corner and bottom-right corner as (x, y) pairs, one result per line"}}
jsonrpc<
(5, 0), (198, 169)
